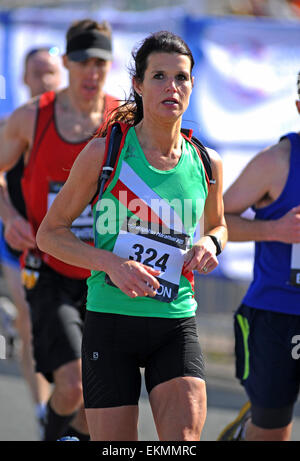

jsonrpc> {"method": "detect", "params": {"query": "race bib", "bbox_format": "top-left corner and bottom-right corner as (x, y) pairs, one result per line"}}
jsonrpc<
(48, 182), (94, 242)
(290, 243), (300, 287)
(106, 217), (190, 303)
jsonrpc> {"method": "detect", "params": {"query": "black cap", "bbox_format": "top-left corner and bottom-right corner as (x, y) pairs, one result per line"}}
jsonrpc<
(66, 30), (112, 62)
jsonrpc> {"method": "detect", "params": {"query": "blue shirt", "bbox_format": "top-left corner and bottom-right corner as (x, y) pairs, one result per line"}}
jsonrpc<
(243, 132), (300, 315)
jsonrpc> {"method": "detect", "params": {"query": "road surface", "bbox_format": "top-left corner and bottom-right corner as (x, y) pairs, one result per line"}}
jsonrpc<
(1, 355), (300, 441)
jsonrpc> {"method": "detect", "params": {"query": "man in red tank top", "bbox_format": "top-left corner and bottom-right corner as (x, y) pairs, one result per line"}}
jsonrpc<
(0, 18), (119, 441)
(0, 46), (62, 440)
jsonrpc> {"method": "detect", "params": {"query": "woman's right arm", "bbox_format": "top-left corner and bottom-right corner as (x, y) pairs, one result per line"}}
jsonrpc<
(37, 137), (108, 271)
(37, 137), (160, 298)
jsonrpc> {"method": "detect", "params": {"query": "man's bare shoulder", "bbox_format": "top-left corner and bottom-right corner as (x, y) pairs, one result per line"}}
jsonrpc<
(233, 137), (291, 207)
(5, 96), (39, 139)
(13, 96), (39, 121)
(241, 137), (289, 172)
(264, 137), (291, 155)
(224, 138), (292, 207)
(255, 137), (291, 171)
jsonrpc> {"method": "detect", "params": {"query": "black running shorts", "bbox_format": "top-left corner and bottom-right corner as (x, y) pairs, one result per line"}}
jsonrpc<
(235, 304), (300, 428)
(25, 263), (87, 382)
(82, 311), (205, 408)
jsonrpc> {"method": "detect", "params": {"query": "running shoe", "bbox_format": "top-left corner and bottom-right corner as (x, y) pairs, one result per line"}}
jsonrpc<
(57, 436), (80, 441)
(217, 401), (251, 441)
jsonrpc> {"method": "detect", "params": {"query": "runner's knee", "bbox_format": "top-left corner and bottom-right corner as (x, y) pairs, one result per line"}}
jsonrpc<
(54, 365), (83, 407)
(56, 380), (83, 408)
(251, 404), (294, 430)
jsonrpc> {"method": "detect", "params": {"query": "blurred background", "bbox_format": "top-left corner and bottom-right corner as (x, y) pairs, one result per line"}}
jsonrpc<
(0, 0), (300, 441)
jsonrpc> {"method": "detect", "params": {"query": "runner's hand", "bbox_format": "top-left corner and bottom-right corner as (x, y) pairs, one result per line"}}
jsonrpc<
(107, 255), (161, 298)
(183, 236), (218, 275)
(272, 205), (300, 244)
(4, 215), (36, 251)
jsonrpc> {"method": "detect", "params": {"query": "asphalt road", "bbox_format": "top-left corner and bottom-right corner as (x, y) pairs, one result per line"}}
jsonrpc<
(1, 356), (300, 442)
(1, 277), (300, 443)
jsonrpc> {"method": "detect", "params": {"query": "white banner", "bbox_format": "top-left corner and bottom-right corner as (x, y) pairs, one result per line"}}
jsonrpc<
(0, 7), (183, 113)
(184, 17), (300, 281)
(185, 17), (300, 146)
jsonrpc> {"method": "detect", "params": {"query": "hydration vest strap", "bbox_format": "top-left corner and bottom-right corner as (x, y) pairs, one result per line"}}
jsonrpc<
(90, 121), (130, 207)
(180, 128), (214, 188)
(91, 122), (213, 208)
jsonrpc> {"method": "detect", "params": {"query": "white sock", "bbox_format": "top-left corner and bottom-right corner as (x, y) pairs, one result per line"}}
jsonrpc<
(35, 402), (46, 420)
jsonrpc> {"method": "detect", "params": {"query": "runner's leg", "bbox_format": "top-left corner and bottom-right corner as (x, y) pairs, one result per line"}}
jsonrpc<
(44, 359), (84, 441)
(85, 406), (139, 441)
(245, 421), (293, 441)
(149, 376), (206, 441)
(2, 262), (50, 428)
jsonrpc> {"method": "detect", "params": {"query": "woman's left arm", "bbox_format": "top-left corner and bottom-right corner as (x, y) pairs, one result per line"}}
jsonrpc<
(183, 149), (227, 274)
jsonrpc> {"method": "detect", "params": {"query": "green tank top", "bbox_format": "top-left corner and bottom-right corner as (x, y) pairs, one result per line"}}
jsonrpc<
(87, 126), (208, 318)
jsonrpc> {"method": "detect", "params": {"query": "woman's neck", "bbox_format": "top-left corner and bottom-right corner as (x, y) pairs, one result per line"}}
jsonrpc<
(135, 118), (182, 157)
(134, 118), (183, 170)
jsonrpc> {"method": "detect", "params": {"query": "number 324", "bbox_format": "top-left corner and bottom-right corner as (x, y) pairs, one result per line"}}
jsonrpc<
(129, 243), (169, 273)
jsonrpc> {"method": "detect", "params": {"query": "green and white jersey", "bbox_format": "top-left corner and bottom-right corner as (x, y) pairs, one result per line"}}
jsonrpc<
(87, 126), (208, 318)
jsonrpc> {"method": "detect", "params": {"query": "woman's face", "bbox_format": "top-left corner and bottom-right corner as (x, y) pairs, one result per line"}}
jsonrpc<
(134, 51), (194, 123)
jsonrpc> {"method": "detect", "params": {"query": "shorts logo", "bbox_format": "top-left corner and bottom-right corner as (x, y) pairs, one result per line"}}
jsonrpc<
(91, 352), (99, 360)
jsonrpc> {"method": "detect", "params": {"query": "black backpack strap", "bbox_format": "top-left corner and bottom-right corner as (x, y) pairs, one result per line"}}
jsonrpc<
(98, 123), (123, 199)
(181, 128), (215, 185)
(90, 122), (123, 205)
